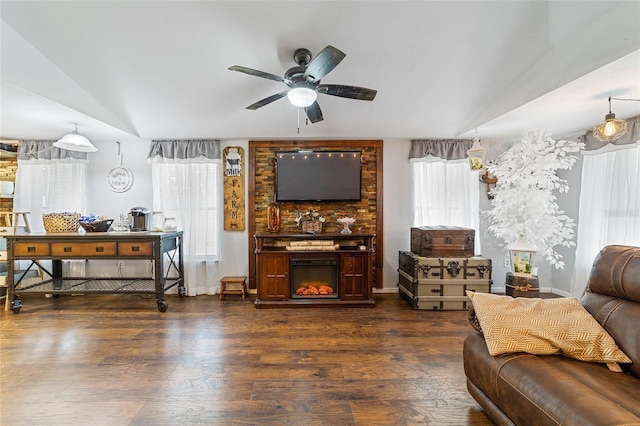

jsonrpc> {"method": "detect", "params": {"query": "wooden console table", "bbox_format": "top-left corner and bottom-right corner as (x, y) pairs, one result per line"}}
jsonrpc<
(5, 231), (184, 313)
(254, 232), (375, 308)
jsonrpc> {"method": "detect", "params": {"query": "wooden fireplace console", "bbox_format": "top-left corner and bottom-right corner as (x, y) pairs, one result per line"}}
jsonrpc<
(254, 232), (375, 308)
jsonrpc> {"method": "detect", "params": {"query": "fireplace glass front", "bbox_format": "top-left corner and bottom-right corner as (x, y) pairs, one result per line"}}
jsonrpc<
(291, 259), (339, 298)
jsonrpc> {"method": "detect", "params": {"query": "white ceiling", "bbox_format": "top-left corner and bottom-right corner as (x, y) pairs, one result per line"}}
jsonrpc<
(1, 1), (639, 144)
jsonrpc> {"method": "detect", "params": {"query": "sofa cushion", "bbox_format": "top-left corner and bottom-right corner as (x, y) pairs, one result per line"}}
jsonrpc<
(463, 332), (640, 425)
(466, 291), (631, 369)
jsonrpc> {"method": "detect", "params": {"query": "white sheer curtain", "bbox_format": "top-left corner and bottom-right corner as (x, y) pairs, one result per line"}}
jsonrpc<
(570, 142), (640, 297)
(411, 158), (481, 254)
(13, 141), (88, 232)
(148, 140), (222, 296)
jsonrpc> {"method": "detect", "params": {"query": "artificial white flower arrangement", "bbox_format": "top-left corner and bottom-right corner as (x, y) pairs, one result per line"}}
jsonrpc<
(485, 131), (584, 269)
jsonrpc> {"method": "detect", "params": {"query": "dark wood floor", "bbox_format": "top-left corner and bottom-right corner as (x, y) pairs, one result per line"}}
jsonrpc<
(1, 293), (494, 425)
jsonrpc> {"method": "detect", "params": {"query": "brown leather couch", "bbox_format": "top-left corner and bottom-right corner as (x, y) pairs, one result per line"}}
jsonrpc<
(463, 245), (640, 426)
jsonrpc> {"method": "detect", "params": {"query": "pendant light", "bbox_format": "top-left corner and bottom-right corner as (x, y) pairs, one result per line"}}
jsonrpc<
(592, 97), (640, 142)
(54, 124), (98, 152)
(467, 130), (486, 171)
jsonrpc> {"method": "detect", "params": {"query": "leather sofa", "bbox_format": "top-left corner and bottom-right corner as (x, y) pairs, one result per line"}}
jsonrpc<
(463, 245), (640, 426)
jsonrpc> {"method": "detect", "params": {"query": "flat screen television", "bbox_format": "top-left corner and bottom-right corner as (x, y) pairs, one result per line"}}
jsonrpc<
(276, 151), (362, 201)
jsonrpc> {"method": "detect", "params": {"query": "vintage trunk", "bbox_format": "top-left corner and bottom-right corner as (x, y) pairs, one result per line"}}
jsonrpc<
(410, 226), (475, 258)
(397, 251), (492, 310)
(505, 272), (540, 298)
(398, 251), (491, 281)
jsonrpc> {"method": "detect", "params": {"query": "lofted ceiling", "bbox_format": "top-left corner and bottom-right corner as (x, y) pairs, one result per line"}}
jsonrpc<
(1, 1), (639, 144)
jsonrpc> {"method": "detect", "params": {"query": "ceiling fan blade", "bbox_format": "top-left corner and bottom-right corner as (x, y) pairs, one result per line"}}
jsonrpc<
(228, 65), (286, 83)
(317, 84), (377, 101)
(303, 45), (346, 83)
(305, 101), (324, 123)
(246, 91), (289, 110)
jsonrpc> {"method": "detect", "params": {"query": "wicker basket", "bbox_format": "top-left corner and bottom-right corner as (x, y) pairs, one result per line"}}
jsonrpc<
(301, 220), (323, 234)
(43, 213), (81, 233)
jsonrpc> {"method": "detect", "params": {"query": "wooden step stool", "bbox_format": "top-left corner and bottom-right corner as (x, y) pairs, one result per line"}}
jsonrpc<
(219, 276), (247, 300)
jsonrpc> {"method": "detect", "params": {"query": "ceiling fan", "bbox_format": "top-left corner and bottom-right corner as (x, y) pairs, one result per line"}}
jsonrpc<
(228, 45), (377, 123)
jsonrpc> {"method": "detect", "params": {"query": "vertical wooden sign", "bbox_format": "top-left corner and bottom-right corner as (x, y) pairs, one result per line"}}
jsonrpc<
(223, 146), (245, 231)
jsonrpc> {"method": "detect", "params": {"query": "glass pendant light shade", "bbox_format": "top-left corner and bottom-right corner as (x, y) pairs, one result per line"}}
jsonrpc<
(592, 97), (630, 142)
(287, 87), (317, 107)
(54, 125), (98, 152)
(593, 112), (628, 142)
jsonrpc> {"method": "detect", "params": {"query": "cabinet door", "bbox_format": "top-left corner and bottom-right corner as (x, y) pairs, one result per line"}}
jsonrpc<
(340, 252), (370, 300)
(260, 253), (290, 301)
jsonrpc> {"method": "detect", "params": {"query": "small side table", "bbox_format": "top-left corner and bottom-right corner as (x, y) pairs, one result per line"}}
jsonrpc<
(219, 276), (247, 300)
(505, 272), (540, 298)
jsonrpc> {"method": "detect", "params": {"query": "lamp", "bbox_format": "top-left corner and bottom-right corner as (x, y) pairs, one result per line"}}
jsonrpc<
(509, 236), (537, 278)
(287, 87), (317, 108)
(467, 136), (486, 171)
(53, 124), (98, 152)
(592, 97), (640, 142)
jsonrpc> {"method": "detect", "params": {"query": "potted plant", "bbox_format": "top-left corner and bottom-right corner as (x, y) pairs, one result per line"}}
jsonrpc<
(485, 131), (584, 269)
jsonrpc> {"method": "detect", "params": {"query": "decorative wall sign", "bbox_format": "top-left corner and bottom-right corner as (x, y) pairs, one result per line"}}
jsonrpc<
(107, 141), (134, 193)
(223, 146), (245, 231)
(107, 166), (134, 193)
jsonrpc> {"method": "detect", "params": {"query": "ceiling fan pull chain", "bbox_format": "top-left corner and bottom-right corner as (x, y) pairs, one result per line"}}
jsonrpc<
(297, 107), (301, 134)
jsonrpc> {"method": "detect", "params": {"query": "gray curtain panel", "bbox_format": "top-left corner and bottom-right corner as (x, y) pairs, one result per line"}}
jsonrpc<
(17, 140), (88, 161)
(148, 139), (221, 160)
(409, 139), (473, 160)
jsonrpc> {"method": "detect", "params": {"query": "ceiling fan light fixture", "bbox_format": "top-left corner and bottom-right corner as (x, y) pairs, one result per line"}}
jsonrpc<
(287, 87), (317, 108)
(53, 124), (98, 152)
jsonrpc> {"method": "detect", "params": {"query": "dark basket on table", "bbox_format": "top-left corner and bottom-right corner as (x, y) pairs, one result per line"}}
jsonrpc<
(79, 219), (114, 232)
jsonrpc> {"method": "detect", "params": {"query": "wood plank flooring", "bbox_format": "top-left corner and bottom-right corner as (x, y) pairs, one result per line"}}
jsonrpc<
(1, 293), (494, 425)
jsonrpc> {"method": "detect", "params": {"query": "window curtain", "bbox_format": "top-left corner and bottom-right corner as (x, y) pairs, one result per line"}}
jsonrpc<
(13, 141), (88, 232)
(570, 115), (640, 297)
(14, 140), (88, 276)
(410, 139), (481, 254)
(148, 139), (222, 296)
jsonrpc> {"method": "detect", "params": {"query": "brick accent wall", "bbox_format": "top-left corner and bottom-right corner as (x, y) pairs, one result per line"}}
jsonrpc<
(253, 146), (379, 234)
(0, 158), (17, 215)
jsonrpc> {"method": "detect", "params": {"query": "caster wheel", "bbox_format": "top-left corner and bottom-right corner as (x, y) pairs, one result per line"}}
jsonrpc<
(178, 286), (186, 297)
(11, 299), (22, 314)
(157, 300), (168, 312)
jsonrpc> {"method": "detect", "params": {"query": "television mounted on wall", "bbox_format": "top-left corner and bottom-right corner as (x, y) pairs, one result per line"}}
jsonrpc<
(276, 150), (362, 201)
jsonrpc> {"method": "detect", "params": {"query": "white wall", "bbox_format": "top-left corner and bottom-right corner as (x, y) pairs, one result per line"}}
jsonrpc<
(85, 138), (583, 294)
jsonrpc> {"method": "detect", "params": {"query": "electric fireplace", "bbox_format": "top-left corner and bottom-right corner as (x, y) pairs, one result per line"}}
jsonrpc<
(291, 258), (339, 298)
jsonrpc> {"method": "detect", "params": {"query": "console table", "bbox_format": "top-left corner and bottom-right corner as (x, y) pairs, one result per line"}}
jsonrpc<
(254, 232), (375, 308)
(5, 231), (184, 313)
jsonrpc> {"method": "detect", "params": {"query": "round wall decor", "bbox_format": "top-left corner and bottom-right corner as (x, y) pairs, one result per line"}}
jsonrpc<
(107, 166), (134, 193)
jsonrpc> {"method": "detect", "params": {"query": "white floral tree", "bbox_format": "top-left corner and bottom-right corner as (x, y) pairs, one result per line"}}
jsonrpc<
(485, 131), (584, 269)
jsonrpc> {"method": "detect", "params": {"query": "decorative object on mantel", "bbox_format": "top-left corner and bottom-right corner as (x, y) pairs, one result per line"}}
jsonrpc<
(295, 210), (325, 234)
(266, 196), (281, 233)
(485, 131), (584, 269)
(593, 96), (640, 142)
(107, 141), (134, 193)
(337, 216), (356, 234)
(223, 146), (245, 231)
